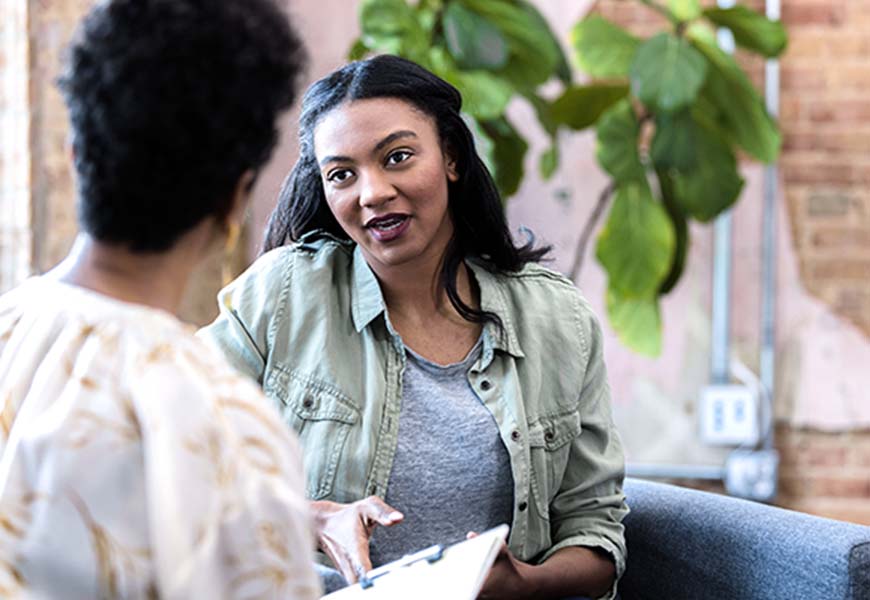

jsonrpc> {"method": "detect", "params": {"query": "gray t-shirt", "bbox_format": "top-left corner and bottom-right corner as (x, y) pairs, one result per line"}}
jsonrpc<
(369, 338), (514, 566)
(318, 337), (514, 593)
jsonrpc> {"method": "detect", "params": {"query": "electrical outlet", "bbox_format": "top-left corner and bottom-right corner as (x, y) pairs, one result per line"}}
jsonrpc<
(699, 385), (759, 446)
(725, 449), (779, 501)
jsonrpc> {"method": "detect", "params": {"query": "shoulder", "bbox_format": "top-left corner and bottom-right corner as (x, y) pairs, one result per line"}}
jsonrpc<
(232, 233), (354, 295)
(496, 262), (597, 326)
(497, 262), (581, 300)
(127, 322), (305, 479)
(128, 316), (268, 411)
(489, 262), (600, 364)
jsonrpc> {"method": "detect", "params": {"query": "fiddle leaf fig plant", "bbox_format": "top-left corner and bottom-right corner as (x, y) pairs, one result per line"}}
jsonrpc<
(350, 0), (574, 198)
(351, 0), (787, 357)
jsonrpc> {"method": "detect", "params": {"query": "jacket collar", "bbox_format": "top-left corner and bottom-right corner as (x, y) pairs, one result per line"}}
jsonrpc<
(349, 245), (524, 359)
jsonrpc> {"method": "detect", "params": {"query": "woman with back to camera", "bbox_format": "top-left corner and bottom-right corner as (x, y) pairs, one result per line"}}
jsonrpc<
(0, 0), (320, 597)
(202, 55), (628, 600)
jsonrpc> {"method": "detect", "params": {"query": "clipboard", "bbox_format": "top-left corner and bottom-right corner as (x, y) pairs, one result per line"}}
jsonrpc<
(322, 524), (509, 600)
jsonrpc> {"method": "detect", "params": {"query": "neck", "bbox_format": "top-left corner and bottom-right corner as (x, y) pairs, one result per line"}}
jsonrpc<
(374, 249), (477, 324)
(48, 233), (202, 315)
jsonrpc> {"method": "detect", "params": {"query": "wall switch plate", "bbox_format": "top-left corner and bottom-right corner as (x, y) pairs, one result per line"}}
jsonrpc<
(699, 384), (759, 446)
(725, 449), (779, 501)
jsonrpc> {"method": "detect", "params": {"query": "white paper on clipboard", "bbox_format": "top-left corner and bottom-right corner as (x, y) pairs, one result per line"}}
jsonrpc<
(321, 524), (509, 600)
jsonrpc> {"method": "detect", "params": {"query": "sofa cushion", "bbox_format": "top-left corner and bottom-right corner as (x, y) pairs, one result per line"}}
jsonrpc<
(620, 478), (870, 600)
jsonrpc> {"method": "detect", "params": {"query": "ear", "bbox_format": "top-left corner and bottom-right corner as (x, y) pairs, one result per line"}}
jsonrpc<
(445, 153), (459, 183)
(224, 169), (257, 231)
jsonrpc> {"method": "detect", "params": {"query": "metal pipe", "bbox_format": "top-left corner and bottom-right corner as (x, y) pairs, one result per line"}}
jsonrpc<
(710, 0), (736, 385)
(759, 0), (780, 450)
(711, 216), (733, 384)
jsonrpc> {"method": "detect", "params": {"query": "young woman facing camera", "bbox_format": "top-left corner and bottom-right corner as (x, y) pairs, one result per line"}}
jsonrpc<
(202, 55), (627, 600)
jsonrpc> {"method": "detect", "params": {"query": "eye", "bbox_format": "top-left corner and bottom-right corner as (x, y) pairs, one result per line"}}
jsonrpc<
(326, 168), (354, 184)
(385, 149), (413, 166)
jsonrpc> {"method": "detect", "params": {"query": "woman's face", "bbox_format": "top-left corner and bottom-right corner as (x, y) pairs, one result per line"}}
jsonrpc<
(313, 97), (458, 274)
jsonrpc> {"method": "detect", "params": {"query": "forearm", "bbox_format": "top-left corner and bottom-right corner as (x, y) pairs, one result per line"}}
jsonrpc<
(521, 546), (615, 599)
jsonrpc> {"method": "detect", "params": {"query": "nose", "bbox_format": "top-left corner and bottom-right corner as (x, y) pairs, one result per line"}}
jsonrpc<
(358, 169), (396, 209)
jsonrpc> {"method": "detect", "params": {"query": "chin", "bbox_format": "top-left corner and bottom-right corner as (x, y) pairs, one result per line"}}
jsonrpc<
(363, 244), (422, 269)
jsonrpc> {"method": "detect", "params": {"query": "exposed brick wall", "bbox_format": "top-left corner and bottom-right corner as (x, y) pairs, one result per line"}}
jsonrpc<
(596, 0), (870, 524)
(779, 1), (870, 335)
(29, 0), (94, 273)
(0, 0), (33, 292)
(778, 425), (870, 525)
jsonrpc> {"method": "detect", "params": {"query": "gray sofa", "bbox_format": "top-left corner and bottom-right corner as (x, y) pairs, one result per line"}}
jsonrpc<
(620, 478), (870, 599)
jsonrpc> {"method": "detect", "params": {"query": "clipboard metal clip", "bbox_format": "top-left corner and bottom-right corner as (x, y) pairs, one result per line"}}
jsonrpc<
(359, 544), (445, 590)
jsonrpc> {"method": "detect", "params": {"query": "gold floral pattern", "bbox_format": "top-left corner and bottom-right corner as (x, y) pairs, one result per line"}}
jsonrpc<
(0, 277), (320, 598)
(68, 491), (150, 599)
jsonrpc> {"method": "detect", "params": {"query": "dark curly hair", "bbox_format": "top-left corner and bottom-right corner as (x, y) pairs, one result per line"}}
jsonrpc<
(57, 0), (306, 252)
(263, 55), (550, 327)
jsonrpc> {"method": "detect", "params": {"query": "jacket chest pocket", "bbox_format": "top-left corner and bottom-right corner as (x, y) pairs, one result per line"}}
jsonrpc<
(264, 366), (360, 500)
(528, 411), (582, 520)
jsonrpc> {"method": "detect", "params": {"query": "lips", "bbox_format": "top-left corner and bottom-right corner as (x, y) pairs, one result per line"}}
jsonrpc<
(365, 213), (410, 243)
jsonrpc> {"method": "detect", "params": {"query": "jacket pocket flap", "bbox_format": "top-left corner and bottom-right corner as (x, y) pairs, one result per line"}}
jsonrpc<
(529, 411), (581, 451)
(265, 365), (359, 425)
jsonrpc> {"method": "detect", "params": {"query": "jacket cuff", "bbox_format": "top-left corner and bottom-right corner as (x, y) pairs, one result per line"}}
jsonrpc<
(536, 534), (626, 600)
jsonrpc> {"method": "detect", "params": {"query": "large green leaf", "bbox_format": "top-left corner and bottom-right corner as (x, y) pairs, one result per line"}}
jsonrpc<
(671, 122), (745, 222)
(686, 20), (717, 46)
(360, 0), (429, 62)
(650, 111), (698, 172)
(630, 33), (708, 112)
(691, 36), (781, 162)
(571, 15), (640, 79)
(549, 83), (630, 131)
(443, 2), (508, 70)
(596, 182), (676, 298)
(525, 93), (559, 136)
(656, 168), (689, 295)
(668, 0), (702, 21)
(479, 117), (528, 198)
(703, 6), (788, 58)
(516, 0), (571, 85)
(596, 99), (645, 183)
(607, 287), (662, 357)
(428, 48), (512, 120)
(652, 110), (745, 221)
(452, 72), (513, 120)
(348, 38), (369, 61)
(460, 0), (563, 88)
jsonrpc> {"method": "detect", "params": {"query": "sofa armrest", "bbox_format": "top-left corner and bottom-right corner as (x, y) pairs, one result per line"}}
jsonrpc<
(619, 477), (870, 600)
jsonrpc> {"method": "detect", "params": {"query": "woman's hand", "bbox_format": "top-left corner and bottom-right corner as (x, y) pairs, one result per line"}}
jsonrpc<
(310, 496), (403, 584)
(470, 533), (535, 600)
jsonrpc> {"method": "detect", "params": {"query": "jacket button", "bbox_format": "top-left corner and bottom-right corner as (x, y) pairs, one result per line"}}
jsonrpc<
(518, 501), (528, 512)
(302, 397), (314, 409)
(544, 430), (555, 443)
(511, 430), (521, 442)
(480, 380), (492, 391)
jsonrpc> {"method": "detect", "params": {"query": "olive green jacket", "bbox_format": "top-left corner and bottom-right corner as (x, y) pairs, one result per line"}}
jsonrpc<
(199, 234), (628, 597)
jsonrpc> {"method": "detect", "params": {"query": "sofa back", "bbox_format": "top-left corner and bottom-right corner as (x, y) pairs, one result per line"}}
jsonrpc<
(619, 478), (870, 599)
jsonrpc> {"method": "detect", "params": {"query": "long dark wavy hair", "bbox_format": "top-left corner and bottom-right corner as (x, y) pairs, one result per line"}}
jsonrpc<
(262, 55), (550, 326)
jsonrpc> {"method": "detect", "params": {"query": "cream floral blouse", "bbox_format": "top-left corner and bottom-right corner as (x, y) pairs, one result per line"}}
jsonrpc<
(0, 277), (321, 599)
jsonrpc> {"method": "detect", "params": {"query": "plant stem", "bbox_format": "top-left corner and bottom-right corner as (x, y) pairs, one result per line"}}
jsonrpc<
(570, 181), (617, 283)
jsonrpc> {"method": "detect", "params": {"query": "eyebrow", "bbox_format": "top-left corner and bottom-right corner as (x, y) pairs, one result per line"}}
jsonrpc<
(318, 130), (418, 167)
